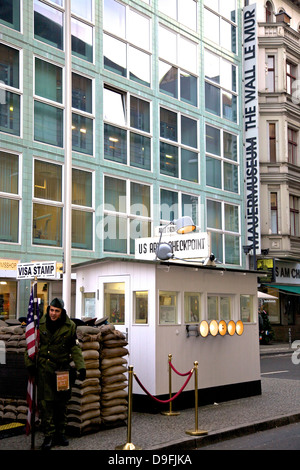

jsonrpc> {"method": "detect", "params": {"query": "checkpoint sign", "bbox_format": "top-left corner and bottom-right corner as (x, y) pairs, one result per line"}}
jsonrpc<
(17, 261), (57, 279)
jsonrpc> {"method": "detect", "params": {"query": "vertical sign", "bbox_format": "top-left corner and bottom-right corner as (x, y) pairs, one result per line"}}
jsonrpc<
(243, 3), (261, 259)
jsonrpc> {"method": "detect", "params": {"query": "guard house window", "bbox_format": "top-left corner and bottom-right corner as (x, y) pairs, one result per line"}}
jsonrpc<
(208, 295), (232, 321)
(288, 128), (298, 165)
(133, 291), (148, 324)
(240, 295), (254, 323)
(72, 73), (93, 155)
(33, 160), (62, 247)
(0, 43), (21, 136)
(203, 0), (237, 54)
(160, 189), (199, 228)
(158, 0), (198, 31)
(160, 107), (199, 181)
(205, 124), (239, 193)
(72, 169), (93, 250)
(286, 61), (296, 95)
(0, 151), (20, 243)
(290, 196), (299, 237)
(204, 50), (237, 123)
(266, 56), (275, 92)
(159, 291), (178, 325)
(0, 0), (20, 31)
(207, 199), (241, 265)
(159, 26), (198, 106)
(103, 176), (152, 255)
(184, 292), (201, 324)
(104, 282), (125, 325)
(34, 58), (63, 147)
(104, 86), (151, 170)
(103, 0), (151, 87)
(269, 123), (276, 162)
(270, 192), (278, 234)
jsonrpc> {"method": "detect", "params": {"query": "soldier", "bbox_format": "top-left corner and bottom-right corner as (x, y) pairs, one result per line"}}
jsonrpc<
(25, 298), (86, 450)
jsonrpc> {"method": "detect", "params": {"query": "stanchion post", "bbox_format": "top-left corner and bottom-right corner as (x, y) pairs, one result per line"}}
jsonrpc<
(116, 365), (141, 450)
(186, 361), (208, 436)
(161, 354), (180, 416)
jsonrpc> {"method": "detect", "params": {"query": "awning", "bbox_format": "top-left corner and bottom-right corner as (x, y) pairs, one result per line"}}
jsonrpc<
(266, 284), (300, 295)
(258, 291), (278, 300)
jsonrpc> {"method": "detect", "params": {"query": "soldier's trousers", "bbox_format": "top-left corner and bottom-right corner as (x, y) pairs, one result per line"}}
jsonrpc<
(39, 399), (68, 437)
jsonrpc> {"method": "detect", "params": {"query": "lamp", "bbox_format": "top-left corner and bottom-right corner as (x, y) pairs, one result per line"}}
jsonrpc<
(155, 216), (196, 261)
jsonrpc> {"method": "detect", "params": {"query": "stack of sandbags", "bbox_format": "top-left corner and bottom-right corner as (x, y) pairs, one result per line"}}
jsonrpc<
(0, 398), (27, 422)
(67, 326), (102, 435)
(0, 323), (26, 354)
(100, 325), (128, 426)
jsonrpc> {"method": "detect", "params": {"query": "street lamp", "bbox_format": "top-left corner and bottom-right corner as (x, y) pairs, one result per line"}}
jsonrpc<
(155, 216), (196, 261)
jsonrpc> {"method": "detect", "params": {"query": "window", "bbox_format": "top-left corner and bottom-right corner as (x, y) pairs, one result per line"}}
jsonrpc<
(266, 55), (275, 92)
(72, 73), (94, 155)
(33, 160), (62, 246)
(269, 123), (276, 162)
(71, 0), (94, 63)
(206, 124), (238, 192)
(160, 189), (199, 227)
(0, 151), (20, 243)
(158, 0), (198, 31)
(240, 295), (254, 322)
(0, 0), (20, 30)
(207, 199), (240, 265)
(207, 295), (232, 321)
(286, 61), (296, 95)
(290, 196), (299, 237)
(159, 26), (198, 106)
(72, 169), (93, 250)
(34, 0), (63, 50)
(103, 176), (152, 254)
(266, 1), (274, 23)
(104, 282), (125, 324)
(0, 280), (18, 318)
(34, 58), (63, 147)
(133, 291), (148, 324)
(270, 192), (278, 234)
(204, 0), (237, 54)
(288, 128), (298, 165)
(160, 108), (199, 181)
(159, 291), (178, 324)
(204, 50), (237, 123)
(104, 86), (151, 170)
(0, 43), (21, 136)
(184, 292), (201, 324)
(103, 0), (151, 87)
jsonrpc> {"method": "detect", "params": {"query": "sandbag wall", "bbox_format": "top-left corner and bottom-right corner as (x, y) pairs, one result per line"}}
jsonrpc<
(67, 323), (129, 435)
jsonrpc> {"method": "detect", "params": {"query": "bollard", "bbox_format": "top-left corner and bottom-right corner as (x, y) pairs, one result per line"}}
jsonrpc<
(161, 354), (180, 416)
(186, 361), (208, 436)
(115, 365), (141, 450)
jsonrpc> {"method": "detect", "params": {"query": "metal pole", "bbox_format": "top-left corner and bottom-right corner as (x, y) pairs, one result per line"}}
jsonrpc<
(63, 0), (72, 313)
(161, 354), (180, 416)
(186, 361), (208, 436)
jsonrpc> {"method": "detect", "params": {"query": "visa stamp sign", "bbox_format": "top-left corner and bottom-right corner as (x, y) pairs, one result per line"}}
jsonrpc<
(135, 232), (210, 261)
(17, 261), (57, 279)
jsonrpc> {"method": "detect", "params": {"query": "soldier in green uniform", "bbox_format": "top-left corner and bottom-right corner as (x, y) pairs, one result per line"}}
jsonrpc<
(25, 298), (86, 450)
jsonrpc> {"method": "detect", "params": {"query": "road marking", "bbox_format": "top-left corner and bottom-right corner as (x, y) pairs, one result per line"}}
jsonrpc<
(261, 370), (289, 375)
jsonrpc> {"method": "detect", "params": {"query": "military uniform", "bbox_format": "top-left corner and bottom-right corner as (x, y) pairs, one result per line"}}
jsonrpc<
(25, 298), (86, 449)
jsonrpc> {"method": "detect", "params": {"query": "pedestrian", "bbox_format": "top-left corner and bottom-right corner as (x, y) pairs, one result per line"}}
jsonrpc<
(25, 298), (86, 450)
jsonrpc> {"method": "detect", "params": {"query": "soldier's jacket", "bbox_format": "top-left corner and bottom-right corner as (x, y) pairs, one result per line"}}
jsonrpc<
(25, 312), (85, 401)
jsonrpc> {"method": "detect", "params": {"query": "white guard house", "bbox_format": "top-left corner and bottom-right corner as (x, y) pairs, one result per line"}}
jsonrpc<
(73, 227), (261, 411)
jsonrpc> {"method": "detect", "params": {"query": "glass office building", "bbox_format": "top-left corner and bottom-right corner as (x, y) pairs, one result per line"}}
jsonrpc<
(0, 0), (245, 317)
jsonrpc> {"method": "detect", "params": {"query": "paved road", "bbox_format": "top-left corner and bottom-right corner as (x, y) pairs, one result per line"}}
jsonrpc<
(199, 421), (300, 450)
(261, 354), (300, 380)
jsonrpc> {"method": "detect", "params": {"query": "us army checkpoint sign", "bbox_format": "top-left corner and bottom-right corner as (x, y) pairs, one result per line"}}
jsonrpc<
(17, 261), (57, 279)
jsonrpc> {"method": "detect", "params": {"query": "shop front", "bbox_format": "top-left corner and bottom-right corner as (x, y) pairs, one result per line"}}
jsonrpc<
(73, 258), (261, 410)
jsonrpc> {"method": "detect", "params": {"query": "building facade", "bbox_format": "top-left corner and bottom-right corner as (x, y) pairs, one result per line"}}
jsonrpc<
(0, 0), (247, 320)
(255, 0), (300, 340)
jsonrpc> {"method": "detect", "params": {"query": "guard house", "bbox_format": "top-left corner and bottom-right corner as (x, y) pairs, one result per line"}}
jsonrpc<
(73, 248), (261, 410)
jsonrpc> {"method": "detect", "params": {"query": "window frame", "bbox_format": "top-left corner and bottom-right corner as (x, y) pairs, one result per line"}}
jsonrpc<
(0, 150), (21, 244)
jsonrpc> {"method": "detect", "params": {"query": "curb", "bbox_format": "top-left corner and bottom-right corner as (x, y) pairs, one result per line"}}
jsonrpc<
(148, 412), (300, 451)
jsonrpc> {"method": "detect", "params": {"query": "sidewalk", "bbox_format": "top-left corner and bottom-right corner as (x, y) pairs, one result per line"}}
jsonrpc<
(1, 343), (299, 451)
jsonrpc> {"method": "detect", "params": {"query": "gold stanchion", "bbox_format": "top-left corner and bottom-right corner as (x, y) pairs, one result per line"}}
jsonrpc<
(161, 354), (180, 416)
(186, 361), (208, 436)
(116, 365), (141, 450)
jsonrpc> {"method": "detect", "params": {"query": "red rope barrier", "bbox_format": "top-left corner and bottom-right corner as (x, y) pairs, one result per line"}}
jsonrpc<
(133, 369), (194, 404)
(169, 361), (192, 377)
